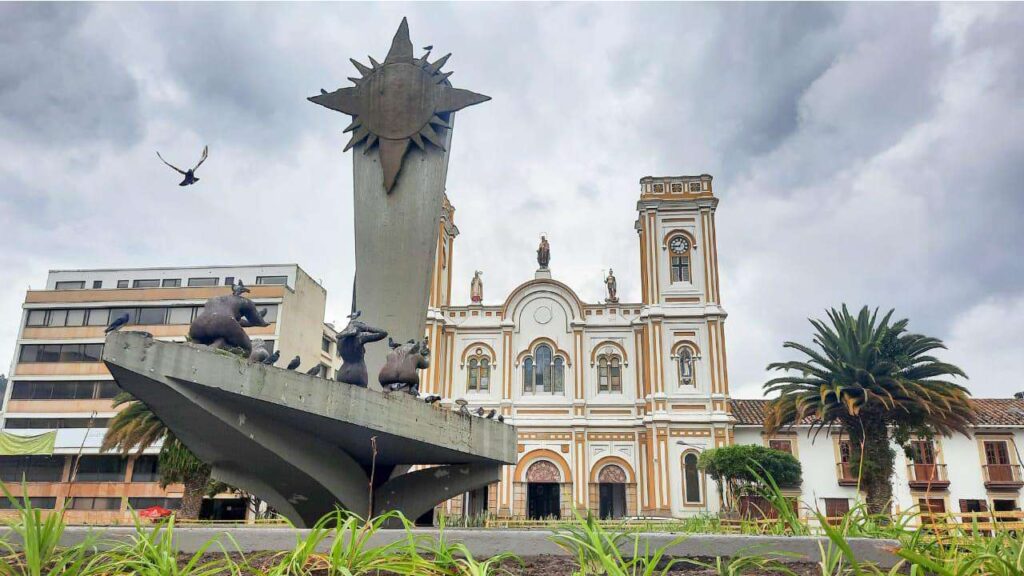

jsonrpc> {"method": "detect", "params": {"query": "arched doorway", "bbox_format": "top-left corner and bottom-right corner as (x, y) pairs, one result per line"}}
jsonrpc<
(526, 460), (562, 519)
(597, 464), (628, 519)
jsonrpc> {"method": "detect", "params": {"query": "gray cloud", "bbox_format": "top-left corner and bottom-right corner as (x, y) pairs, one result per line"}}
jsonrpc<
(1, 3), (1021, 401)
(0, 4), (141, 146)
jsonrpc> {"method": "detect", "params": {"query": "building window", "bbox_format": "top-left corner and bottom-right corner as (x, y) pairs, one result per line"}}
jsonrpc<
(25, 310), (47, 326)
(0, 497), (56, 510)
(168, 307), (197, 325)
(256, 275), (288, 286)
(55, 281), (85, 290)
(983, 440), (1014, 482)
(683, 453), (702, 504)
(224, 277), (235, 286)
(86, 309), (109, 326)
(19, 343), (103, 363)
(4, 418), (109, 429)
(597, 355), (622, 393)
(823, 498), (850, 519)
(0, 456), (64, 482)
(521, 344), (565, 394)
(11, 380), (116, 400)
(132, 279), (160, 288)
(467, 355), (491, 392)
(116, 280), (129, 288)
(74, 456), (127, 482)
(131, 456), (160, 482)
(128, 497), (181, 510)
(321, 336), (332, 353)
(187, 277), (218, 287)
(769, 439), (794, 455)
(92, 280), (102, 289)
(678, 347), (696, 386)
(137, 307), (168, 325)
(66, 309), (86, 326)
(669, 236), (691, 283)
(161, 278), (181, 288)
(69, 497), (121, 511)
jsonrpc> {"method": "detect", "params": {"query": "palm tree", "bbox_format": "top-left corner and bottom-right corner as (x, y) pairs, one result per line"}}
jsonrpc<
(763, 305), (974, 515)
(101, 393), (211, 519)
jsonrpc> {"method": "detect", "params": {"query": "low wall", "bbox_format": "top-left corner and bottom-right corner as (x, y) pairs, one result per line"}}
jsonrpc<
(0, 526), (901, 567)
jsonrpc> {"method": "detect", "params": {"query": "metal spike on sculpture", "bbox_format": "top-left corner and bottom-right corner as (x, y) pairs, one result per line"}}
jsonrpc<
(310, 18), (489, 385)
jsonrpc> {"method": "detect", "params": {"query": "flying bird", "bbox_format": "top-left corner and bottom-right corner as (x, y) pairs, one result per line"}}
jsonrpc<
(105, 313), (130, 333)
(262, 350), (280, 365)
(306, 364), (322, 376)
(486, 409), (497, 419)
(286, 355), (301, 370)
(156, 145), (208, 186)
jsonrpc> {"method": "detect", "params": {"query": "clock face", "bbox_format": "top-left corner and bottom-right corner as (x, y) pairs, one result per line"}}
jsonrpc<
(670, 237), (689, 254)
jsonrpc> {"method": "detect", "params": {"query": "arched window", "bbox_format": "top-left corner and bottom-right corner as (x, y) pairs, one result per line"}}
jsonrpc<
(683, 453), (702, 504)
(466, 356), (490, 392)
(522, 344), (565, 394)
(678, 347), (695, 387)
(597, 355), (623, 393)
(669, 236), (691, 283)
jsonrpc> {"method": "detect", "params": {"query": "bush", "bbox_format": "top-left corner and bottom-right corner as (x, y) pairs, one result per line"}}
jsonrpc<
(698, 444), (802, 510)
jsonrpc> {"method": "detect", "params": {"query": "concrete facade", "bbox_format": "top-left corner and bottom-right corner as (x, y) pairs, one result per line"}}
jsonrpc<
(103, 332), (515, 527)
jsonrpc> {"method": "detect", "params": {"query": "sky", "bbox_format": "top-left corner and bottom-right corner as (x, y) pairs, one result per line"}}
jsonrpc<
(1, 3), (1022, 399)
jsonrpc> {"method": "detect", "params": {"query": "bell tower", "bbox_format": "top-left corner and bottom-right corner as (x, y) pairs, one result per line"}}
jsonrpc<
(634, 175), (732, 516)
(423, 194), (458, 395)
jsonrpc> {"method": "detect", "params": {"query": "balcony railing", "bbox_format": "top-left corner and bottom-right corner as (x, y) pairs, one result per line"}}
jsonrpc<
(836, 463), (859, 486)
(907, 463), (950, 490)
(983, 464), (1024, 490)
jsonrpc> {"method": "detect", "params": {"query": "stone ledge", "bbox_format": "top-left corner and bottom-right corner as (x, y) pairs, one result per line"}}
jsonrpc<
(0, 526), (901, 567)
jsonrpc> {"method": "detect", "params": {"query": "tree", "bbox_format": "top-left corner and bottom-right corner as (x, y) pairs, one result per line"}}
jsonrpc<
(698, 444), (802, 510)
(101, 393), (211, 519)
(763, 305), (974, 515)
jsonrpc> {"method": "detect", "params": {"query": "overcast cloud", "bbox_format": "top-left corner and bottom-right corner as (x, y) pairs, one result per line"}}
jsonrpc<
(1, 3), (1021, 399)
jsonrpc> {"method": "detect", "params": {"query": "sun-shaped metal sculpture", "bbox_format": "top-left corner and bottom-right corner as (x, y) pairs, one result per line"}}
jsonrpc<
(309, 18), (490, 193)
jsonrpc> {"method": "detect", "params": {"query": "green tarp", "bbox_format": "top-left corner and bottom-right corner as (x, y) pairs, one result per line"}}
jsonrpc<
(0, 430), (57, 455)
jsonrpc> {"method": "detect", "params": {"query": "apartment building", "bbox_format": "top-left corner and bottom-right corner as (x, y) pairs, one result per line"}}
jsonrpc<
(0, 264), (339, 523)
(731, 398), (1024, 520)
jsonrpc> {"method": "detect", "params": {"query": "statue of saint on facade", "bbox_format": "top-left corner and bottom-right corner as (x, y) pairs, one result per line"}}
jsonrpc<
(470, 270), (483, 304)
(605, 268), (619, 303)
(379, 337), (430, 394)
(335, 311), (389, 388)
(188, 281), (269, 357)
(537, 235), (550, 269)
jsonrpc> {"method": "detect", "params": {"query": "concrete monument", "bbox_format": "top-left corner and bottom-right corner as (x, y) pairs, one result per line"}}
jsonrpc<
(309, 19), (489, 386)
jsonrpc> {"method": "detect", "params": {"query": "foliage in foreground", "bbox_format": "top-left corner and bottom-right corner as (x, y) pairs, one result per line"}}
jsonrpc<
(2, 480), (1023, 576)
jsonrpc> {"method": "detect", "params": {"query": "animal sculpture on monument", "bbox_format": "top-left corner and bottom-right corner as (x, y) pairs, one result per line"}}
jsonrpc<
(335, 311), (389, 388)
(379, 337), (430, 394)
(188, 281), (269, 358)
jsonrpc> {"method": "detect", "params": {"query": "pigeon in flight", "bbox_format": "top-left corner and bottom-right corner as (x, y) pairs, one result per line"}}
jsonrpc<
(286, 355), (301, 370)
(105, 313), (130, 333)
(306, 364), (322, 376)
(157, 145), (208, 186)
(262, 350), (280, 365)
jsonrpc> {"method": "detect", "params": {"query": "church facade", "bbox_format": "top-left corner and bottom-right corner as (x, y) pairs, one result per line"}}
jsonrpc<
(422, 175), (731, 519)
